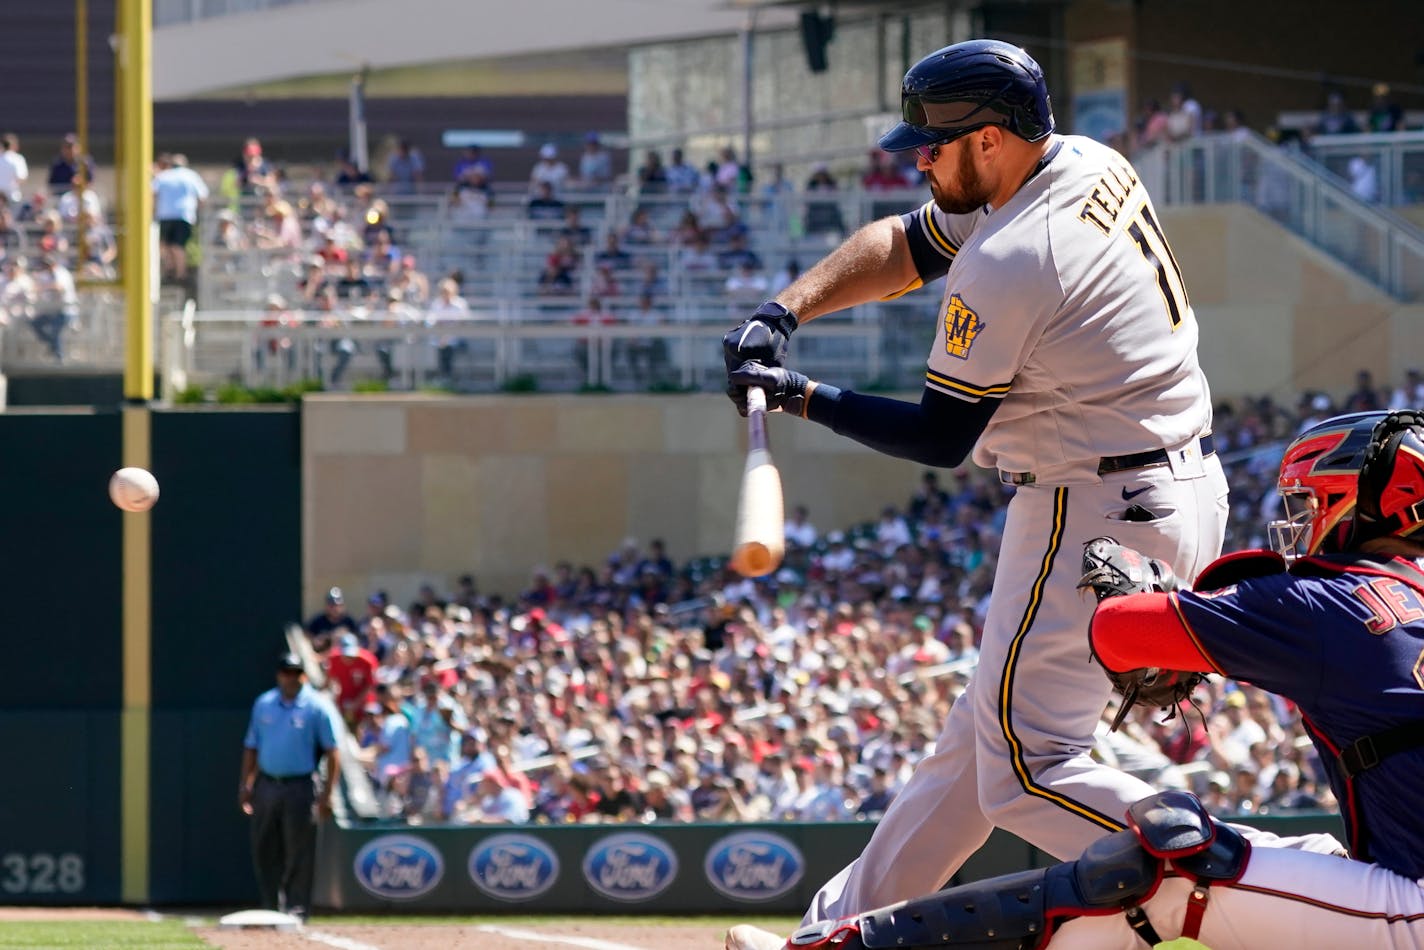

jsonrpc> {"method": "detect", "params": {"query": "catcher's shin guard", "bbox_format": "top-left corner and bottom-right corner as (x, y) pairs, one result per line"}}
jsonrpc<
(788, 828), (1158, 950)
(788, 792), (1247, 950)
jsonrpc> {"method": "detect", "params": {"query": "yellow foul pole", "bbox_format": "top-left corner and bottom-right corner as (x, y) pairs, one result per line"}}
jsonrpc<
(120, 0), (153, 402)
(117, 0), (153, 908)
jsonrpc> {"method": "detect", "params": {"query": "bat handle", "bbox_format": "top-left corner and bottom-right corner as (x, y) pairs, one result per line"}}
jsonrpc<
(745, 386), (768, 451)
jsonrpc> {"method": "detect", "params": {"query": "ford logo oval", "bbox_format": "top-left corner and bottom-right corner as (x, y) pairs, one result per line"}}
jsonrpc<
(353, 834), (444, 900)
(704, 831), (805, 901)
(468, 833), (560, 901)
(582, 832), (678, 902)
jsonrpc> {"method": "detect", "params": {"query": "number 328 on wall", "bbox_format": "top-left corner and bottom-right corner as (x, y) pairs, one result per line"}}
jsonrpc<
(2, 853), (86, 895)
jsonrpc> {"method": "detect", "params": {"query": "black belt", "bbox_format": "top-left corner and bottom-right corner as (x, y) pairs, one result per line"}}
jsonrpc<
(259, 772), (312, 783)
(999, 434), (1216, 486)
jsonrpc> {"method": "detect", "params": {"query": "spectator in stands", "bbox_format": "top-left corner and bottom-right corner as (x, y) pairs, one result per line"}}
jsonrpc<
(538, 235), (579, 296)
(526, 181), (565, 221)
(785, 504), (816, 548)
(716, 232), (761, 272)
(334, 259), (373, 305)
(450, 166), (493, 226)
(385, 139), (425, 193)
(803, 164), (845, 237)
(47, 133), (94, 191)
(1389, 369), (1424, 410)
(862, 149), (905, 190)
(724, 259), (768, 303)
(359, 196), (395, 245)
(29, 254), (76, 362)
(621, 206), (662, 246)
(636, 150), (668, 192)
(1344, 369), (1384, 411)
(364, 230), (402, 277)
(1163, 82), (1202, 141)
(577, 132), (614, 189)
(152, 153), (208, 283)
(57, 175), (103, 225)
(333, 150), (373, 188)
(306, 586), (358, 652)
(458, 771), (530, 824)
(768, 257), (801, 298)
(388, 255), (430, 306)
(327, 632), (379, 726)
(1347, 155), (1380, 203)
(692, 185), (742, 242)
(0, 134), (29, 208)
(1133, 98), (1169, 152)
(452, 145), (492, 183)
(75, 210), (117, 282)
(665, 147), (700, 193)
(594, 231), (632, 271)
(0, 255), (34, 328)
(714, 146), (750, 192)
(0, 205), (21, 254)
(411, 676), (463, 770)
(1315, 90), (1361, 136)
(590, 262), (620, 299)
(238, 137), (277, 195)
(254, 196), (303, 252)
(678, 233), (718, 274)
(529, 143), (570, 195)
(558, 205), (592, 247)
(671, 209), (704, 247)
(428, 277), (471, 380)
(35, 210), (69, 261)
(370, 683), (413, 786)
(634, 258), (666, 299)
(1368, 83), (1404, 133)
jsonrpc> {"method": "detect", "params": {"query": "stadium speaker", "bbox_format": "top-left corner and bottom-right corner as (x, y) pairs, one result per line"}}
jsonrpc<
(800, 10), (834, 73)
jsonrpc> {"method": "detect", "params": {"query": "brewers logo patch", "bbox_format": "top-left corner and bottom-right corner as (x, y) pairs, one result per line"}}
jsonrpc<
(943, 294), (985, 359)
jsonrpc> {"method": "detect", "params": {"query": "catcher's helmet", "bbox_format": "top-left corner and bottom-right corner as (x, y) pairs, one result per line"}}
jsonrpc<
(1269, 411), (1386, 558)
(1350, 410), (1424, 547)
(879, 39), (1055, 153)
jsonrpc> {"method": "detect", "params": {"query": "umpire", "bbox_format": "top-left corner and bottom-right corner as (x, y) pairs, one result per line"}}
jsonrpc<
(239, 651), (340, 922)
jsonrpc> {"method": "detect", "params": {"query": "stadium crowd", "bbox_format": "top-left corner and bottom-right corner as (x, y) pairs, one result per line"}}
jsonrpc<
(302, 379), (1424, 828)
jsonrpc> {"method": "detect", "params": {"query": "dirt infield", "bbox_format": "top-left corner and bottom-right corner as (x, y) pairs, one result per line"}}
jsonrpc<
(198, 920), (735, 949)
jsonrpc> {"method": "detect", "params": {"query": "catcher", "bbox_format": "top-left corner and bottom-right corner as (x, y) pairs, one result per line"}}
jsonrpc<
(765, 410), (1424, 950)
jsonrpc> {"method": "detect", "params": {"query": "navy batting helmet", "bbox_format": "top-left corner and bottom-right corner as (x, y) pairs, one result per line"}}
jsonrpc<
(879, 39), (1055, 152)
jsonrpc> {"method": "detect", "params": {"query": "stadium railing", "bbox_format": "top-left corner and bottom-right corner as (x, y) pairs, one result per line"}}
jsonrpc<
(1142, 131), (1424, 301)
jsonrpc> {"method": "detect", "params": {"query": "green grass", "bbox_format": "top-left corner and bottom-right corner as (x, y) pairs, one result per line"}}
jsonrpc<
(0, 920), (208, 949)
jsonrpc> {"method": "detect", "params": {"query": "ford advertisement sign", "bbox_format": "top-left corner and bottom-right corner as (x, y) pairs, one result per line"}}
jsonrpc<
(582, 832), (678, 902)
(352, 834), (444, 900)
(468, 833), (560, 901)
(704, 831), (805, 901)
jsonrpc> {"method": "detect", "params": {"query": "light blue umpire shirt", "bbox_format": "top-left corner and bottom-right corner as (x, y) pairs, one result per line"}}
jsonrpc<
(244, 683), (338, 778)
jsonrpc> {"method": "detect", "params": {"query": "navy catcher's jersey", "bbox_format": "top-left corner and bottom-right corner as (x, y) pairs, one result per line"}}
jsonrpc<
(1175, 554), (1424, 877)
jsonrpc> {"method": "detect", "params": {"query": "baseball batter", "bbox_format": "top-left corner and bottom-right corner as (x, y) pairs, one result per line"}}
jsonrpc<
(725, 39), (1235, 949)
(768, 410), (1424, 950)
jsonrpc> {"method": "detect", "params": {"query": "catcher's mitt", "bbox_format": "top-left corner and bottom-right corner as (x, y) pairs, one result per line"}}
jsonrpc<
(1078, 536), (1204, 732)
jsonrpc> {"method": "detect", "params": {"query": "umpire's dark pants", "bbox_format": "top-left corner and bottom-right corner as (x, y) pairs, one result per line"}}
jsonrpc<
(250, 773), (317, 918)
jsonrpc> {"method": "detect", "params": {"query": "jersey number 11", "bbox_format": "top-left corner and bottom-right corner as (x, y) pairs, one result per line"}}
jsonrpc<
(1126, 204), (1190, 330)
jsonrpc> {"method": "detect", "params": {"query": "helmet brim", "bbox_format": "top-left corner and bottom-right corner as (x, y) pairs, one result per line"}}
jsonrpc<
(878, 122), (943, 153)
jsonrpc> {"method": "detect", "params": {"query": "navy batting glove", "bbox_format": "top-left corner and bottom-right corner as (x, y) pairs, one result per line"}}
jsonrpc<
(723, 302), (798, 413)
(729, 361), (810, 418)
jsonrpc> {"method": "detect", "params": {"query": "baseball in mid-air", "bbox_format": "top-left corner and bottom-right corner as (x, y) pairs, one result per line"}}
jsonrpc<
(109, 467), (160, 512)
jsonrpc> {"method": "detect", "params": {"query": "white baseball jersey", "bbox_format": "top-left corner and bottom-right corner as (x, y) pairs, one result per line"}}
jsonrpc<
(905, 134), (1212, 480)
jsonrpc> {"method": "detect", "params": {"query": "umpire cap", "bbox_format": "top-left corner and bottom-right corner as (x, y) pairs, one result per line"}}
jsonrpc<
(879, 39), (1055, 152)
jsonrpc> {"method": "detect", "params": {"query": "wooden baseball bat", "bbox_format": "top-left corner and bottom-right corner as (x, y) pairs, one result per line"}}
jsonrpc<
(730, 387), (786, 577)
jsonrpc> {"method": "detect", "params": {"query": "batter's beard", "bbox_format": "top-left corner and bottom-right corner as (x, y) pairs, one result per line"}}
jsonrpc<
(930, 142), (993, 214)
